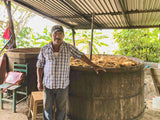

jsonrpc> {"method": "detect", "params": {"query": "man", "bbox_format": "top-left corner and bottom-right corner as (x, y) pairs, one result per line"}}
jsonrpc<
(36, 25), (106, 120)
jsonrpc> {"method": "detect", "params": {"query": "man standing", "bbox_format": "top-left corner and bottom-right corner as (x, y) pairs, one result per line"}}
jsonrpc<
(36, 25), (106, 120)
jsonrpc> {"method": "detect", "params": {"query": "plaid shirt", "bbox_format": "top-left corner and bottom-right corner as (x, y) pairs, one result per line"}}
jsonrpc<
(36, 42), (84, 89)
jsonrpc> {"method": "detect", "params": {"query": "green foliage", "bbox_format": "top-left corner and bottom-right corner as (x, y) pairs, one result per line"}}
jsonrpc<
(64, 29), (73, 43)
(0, 29), (4, 49)
(0, 39), (3, 50)
(65, 29), (109, 54)
(31, 28), (109, 54)
(113, 28), (160, 62)
(16, 27), (34, 48)
(31, 26), (51, 47)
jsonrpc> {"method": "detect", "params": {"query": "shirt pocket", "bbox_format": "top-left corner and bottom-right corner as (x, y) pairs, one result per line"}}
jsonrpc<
(45, 52), (54, 61)
(62, 51), (70, 63)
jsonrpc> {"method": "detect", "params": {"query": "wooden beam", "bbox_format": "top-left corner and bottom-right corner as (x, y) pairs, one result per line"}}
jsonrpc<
(101, 25), (160, 29)
(72, 29), (75, 46)
(127, 9), (160, 14)
(89, 13), (95, 61)
(4, 0), (16, 48)
(52, 9), (160, 18)
(69, 25), (160, 30)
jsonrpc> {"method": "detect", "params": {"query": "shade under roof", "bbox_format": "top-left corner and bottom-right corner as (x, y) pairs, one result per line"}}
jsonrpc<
(11, 0), (160, 29)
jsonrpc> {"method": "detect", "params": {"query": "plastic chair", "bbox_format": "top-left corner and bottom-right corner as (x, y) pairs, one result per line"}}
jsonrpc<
(0, 63), (28, 112)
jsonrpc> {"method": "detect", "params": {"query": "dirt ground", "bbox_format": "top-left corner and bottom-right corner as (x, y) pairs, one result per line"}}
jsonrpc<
(140, 100), (160, 120)
(0, 102), (29, 120)
(0, 100), (160, 120)
(0, 100), (43, 120)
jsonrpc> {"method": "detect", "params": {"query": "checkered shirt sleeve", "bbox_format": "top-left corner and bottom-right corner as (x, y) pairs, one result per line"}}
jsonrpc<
(69, 44), (84, 59)
(36, 47), (45, 68)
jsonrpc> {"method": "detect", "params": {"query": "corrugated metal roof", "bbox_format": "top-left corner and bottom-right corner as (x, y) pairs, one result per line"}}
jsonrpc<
(11, 0), (160, 29)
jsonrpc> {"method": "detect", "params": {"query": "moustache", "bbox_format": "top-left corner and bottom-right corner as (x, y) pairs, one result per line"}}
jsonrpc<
(55, 38), (61, 41)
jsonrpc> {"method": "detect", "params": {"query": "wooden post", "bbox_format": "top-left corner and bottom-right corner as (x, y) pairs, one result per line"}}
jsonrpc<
(159, 28), (160, 42)
(159, 28), (160, 63)
(89, 13), (95, 61)
(72, 28), (75, 46)
(4, 0), (16, 48)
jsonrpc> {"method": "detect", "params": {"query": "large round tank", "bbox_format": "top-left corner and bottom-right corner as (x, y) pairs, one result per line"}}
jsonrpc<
(69, 55), (145, 120)
(6, 48), (40, 93)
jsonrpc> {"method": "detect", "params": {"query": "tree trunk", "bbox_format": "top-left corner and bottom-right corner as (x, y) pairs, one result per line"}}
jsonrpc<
(4, 0), (16, 48)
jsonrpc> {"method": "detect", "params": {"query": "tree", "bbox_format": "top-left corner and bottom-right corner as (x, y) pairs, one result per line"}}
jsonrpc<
(0, 1), (35, 49)
(113, 28), (160, 62)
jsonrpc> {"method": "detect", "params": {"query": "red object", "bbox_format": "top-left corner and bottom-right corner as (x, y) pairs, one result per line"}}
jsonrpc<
(3, 71), (24, 84)
(0, 71), (25, 93)
(3, 26), (10, 40)
(0, 54), (7, 84)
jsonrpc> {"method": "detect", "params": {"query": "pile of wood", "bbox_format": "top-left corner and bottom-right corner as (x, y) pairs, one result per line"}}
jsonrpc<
(70, 55), (137, 68)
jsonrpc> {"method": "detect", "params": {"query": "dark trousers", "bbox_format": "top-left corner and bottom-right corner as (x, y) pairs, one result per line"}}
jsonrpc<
(43, 86), (68, 120)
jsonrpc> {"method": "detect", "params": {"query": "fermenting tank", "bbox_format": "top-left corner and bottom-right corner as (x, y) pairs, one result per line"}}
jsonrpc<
(69, 55), (145, 120)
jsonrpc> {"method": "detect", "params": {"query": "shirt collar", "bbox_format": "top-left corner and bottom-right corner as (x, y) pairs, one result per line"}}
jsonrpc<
(48, 41), (65, 52)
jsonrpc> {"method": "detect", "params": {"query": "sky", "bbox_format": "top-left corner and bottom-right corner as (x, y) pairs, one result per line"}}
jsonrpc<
(26, 15), (56, 34)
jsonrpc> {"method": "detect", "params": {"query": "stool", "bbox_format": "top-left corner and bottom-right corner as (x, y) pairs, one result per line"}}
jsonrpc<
(28, 91), (43, 120)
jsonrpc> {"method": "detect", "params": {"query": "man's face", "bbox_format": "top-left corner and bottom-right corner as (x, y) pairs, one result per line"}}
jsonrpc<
(51, 31), (64, 46)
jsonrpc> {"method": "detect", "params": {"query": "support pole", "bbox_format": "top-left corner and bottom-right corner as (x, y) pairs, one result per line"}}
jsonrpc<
(159, 28), (160, 41)
(158, 27), (160, 64)
(72, 28), (75, 46)
(89, 13), (95, 60)
(4, 0), (16, 48)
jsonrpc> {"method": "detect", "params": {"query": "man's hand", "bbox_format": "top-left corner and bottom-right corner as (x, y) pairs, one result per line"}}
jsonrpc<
(93, 65), (106, 74)
(37, 81), (43, 91)
(81, 55), (106, 74)
(37, 68), (44, 91)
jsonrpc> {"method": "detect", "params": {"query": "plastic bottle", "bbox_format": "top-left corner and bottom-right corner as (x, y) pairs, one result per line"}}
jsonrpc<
(152, 96), (157, 109)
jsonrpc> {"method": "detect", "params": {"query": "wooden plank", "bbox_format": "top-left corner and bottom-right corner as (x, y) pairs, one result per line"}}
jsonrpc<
(150, 68), (160, 96)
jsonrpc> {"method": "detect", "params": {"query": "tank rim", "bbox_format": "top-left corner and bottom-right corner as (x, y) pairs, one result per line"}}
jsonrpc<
(70, 54), (144, 72)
